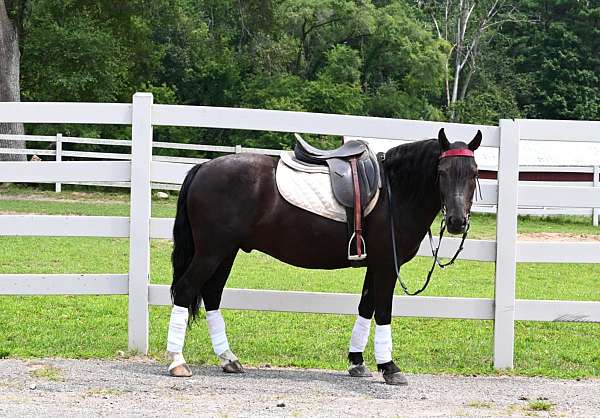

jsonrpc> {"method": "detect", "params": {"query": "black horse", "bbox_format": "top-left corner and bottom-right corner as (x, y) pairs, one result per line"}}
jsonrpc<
(165, 128), (481, 385)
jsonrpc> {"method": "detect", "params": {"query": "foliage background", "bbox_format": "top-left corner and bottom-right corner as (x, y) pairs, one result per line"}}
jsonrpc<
(15, 0), (600, 150)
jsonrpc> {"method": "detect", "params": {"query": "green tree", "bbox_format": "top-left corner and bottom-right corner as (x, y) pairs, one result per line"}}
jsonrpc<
(363, 2), (448, 120)
(11, 0), (455, 152)
(238, 1), (449, 147)
(505, 0), (600, 120)
(415, 0), (520, 116)
(21, 0), (170, 140)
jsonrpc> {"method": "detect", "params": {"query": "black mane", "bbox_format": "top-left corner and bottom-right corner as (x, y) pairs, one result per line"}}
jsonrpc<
(384, 139), (441, 202)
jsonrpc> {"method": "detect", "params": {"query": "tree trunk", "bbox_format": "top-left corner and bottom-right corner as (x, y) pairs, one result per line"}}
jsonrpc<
(459, 66), (474, 101)
(0, 0), (26, 161)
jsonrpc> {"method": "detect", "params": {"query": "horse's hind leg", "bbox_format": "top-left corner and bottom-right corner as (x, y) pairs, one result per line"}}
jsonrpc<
(166, 305), (192, 377)
(201, 250), (244, 373)
(348, 269), (374, 377)
(167, 251), (228, 377)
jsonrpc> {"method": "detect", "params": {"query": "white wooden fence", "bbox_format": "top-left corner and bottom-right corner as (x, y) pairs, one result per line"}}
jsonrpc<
(473, 165), (600, 225)
(1, 93), (599, 369)
(2, 134), (599, 225)
(0, 133), (280, 192)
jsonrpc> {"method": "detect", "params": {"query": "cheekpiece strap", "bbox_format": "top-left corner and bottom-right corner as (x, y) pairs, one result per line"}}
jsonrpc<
(440, 149), (474, 159)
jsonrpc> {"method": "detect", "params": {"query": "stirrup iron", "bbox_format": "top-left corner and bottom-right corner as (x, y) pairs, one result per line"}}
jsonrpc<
(347, 232), (367, 261)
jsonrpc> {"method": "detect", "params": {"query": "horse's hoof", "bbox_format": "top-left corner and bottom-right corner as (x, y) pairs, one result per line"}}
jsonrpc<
(348, 363), (372, 377)
(382, 371), (408, 386)
(222, 360), (244, 374)
(169, 363), (193, 378)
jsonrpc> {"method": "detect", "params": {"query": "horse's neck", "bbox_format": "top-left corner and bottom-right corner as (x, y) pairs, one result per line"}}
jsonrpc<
(393, 187), (441, 239)
(386, 150), (441, 248)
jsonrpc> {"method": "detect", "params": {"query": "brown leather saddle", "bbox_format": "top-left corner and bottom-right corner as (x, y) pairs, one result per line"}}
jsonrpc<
(293, 134), (380, 262)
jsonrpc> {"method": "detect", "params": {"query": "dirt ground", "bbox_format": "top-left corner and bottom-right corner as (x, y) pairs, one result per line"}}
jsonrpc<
(0, 358), (598, 417)
(517, 232), (600, 242)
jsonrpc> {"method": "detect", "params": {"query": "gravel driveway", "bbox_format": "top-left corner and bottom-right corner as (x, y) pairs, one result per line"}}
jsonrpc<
(0, 358), (598, 417)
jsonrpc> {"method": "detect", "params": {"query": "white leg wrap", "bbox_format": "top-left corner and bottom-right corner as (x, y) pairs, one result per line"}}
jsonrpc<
(374, 324), (393, 364)
(167, 352), (187, 371)
(349, 315), (372, 353)
(206, 309), (230, 356)
(166, 305), (189, 353)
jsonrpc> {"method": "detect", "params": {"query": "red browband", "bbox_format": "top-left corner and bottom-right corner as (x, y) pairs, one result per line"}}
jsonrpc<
(440, 149), (475, 159)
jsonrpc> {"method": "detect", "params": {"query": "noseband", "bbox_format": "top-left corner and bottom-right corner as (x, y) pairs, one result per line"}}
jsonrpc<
(384, 148), (476, 296)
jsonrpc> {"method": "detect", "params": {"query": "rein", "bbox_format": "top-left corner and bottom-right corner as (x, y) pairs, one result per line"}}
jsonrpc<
(383, 151), (473, 296)
(428, 208), (470, 269)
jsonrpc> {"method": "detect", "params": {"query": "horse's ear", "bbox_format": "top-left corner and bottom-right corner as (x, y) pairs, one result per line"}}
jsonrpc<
(468, 130), (482, 151)
(438, 128), (450, 151)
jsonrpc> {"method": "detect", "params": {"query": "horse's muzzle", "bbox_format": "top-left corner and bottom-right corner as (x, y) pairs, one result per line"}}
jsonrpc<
(446, 215), (468, 235)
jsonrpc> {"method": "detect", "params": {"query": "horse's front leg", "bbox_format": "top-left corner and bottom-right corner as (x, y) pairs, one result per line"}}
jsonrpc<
(374, 272), (408, 386)
(347, 270), (375, 377)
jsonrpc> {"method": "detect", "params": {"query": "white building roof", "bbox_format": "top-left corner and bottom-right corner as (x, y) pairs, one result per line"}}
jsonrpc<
(349, 137), (600, 170)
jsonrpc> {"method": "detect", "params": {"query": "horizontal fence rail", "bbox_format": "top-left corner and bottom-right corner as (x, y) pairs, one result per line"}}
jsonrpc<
(0, 215), (130, 238)
(0, 161), (131, 183)
(147, 285), (496, 320)
(519, 184), (600, 208)
(0, 274), (129, 295)
(0, 94), (599, 371)
(2, 133), (597, 223)
(147, 285), (600, 323)
(152, 104), (501, 147)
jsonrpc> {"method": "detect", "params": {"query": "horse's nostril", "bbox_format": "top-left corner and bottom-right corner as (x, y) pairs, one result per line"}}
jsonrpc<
(447, 215), (466, 230)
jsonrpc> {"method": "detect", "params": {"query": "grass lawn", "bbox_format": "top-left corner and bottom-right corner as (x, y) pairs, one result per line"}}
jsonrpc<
(0, 184), (599, 378)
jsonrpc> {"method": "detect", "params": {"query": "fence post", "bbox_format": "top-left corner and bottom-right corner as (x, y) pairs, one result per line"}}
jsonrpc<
(493, 119), (520, 369)
(128, 92), (154, 354)
(593, 165), (599, 227)
(55, 133), (62, 193)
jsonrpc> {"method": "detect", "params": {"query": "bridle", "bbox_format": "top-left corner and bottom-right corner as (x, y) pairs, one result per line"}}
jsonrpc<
(383, 148), (477, 296)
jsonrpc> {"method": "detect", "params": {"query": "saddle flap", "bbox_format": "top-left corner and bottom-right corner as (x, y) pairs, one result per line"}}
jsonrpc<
(357, 154), (380, 204)
(326, 158), (355, 207)
(326, 150), (380, 211)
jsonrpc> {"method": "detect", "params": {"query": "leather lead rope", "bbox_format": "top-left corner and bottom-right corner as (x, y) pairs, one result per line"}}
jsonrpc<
(385, 170), (469, 296)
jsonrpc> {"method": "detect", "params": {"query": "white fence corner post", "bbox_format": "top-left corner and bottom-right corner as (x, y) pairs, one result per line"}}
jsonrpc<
(593, 165), (599, 227)
(128, 92), (154, 354)
(493, 119), (520, 370)
(55, 133), (62, 193)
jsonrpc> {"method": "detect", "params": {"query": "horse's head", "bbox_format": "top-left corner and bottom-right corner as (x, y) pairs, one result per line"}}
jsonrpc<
(437, 128), (481, 235)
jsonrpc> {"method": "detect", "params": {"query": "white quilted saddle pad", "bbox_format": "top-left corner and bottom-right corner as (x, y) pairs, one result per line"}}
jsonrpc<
(276, 152), (379, 223)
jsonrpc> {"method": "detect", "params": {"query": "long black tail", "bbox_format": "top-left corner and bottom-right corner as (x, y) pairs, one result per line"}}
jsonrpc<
(171, 163), (203, 314)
